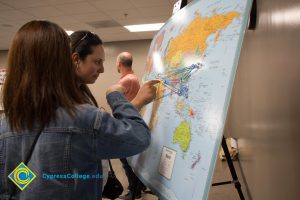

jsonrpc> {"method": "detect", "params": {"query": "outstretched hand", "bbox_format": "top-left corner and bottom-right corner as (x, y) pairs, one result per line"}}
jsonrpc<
(131, 80), (160, 110)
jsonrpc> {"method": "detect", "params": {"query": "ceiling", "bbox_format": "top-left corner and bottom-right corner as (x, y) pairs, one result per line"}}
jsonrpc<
(0, 0), (180, 50)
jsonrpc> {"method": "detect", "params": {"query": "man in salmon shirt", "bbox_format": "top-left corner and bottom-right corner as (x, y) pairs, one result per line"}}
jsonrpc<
(116, 52), (147, 199)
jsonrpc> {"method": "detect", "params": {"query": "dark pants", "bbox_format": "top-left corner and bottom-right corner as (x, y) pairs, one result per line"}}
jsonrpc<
(120, 158), (145, 194)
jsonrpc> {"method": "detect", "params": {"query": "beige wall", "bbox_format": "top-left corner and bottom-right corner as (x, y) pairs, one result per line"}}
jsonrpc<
(0, 50), (7, 67)
(89, 40), (151, 111)
(225, 0), (300, 199)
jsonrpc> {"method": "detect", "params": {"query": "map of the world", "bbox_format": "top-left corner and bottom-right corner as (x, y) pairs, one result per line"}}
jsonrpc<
(129, 0), (252, 199)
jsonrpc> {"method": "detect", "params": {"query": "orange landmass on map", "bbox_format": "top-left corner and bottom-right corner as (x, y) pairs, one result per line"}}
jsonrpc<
(165, 12), (240, 66)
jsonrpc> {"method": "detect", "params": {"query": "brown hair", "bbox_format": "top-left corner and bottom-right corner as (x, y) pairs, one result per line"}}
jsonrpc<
(79, 84), (98, 107)
(2, 20), (87, 131)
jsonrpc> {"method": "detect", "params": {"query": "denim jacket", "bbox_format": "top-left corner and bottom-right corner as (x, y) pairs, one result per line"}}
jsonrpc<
(0, 91), (151, 200)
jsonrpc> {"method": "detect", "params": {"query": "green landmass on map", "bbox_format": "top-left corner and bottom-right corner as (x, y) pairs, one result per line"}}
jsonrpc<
(173, 119), (191, 152)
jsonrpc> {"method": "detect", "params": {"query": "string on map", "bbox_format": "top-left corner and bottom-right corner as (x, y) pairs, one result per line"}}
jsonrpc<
(152, 62), (203, 100)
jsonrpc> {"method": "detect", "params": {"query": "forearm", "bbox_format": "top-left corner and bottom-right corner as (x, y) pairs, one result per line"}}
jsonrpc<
(131, 97), (143, 111)
(94, 91), (151, 159)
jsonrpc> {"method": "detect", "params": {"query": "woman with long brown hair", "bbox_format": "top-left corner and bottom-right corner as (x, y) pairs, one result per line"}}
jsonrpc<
(0, 20), (158, 199)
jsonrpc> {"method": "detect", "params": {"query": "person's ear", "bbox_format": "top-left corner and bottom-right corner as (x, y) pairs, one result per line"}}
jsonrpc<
(71, 52), (81, 65)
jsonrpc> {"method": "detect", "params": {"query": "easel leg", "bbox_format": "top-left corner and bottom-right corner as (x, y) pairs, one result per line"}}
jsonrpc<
(131, 179), (140, 200)
(221, 136), (245, 200)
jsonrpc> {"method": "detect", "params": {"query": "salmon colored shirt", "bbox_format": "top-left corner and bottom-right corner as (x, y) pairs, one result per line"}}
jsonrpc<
(118, 71), (140, 101)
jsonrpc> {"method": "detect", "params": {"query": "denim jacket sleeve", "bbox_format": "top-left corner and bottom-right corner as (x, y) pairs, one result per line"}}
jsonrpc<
(94, 91), (151, 159)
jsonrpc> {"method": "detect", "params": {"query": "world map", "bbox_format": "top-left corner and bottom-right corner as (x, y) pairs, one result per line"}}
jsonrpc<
(128, 1), (252, 200)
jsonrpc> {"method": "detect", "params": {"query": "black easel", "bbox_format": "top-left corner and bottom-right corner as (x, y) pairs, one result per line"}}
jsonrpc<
(211, 136), (245, 200)
(131, 179), (140, 200)
(248, 0), (257, 30)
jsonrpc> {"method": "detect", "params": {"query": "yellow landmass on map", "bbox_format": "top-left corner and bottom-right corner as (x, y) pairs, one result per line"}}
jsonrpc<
(173, 119), (191, 152)
(169, 51), (183, 67)
(214, 31), (220, 42)
(165, 12), (240, 66)
(176, 99), (184, 110)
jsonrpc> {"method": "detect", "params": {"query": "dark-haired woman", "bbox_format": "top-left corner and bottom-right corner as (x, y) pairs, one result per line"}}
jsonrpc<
(69, 30), (110, 189)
